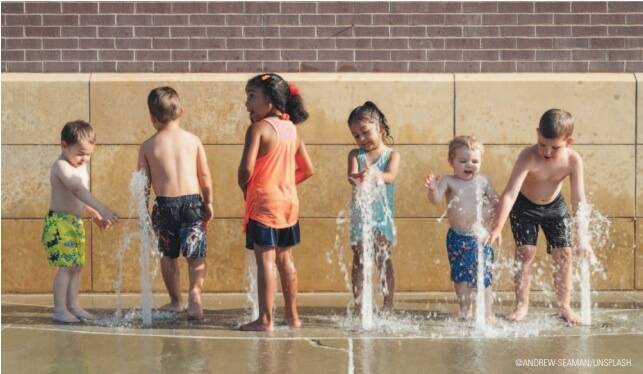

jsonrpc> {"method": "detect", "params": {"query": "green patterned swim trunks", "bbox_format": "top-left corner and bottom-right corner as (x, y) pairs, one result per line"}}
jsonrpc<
(41, 210), (85, 267)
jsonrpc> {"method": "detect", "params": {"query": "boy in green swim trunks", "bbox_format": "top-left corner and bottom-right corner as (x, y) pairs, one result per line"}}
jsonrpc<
(42, 120), (118, 323)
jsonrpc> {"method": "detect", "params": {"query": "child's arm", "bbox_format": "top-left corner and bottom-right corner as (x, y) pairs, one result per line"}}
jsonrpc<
(238, 123), (262, 195)
(347, 149), (367, 185)
(137, 145), (152, 209)
(53, 160), (118, 225)
(295, 128), (314, 184)
(483, 175), (500, 225)
(196, 140), (214, 224)
(484, 151), (531, 247)
(569, 151), (594, 259)
(380, 149), (400, 183)
(424, 173), (448, 204)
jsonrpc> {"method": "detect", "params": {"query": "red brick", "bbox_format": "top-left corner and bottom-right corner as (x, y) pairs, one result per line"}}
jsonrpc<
(301, 15), (335, 25)
(6, 62), (42, 72)
(626, 14), (643, 24)
(82, 15), (116, 26)
(354, 26), (389, 37)
(117, 15), (151, 26)
(536, 50), (572, 60)
(536, 25), (571, 37)
(409, 38), (445, 49)
(25, 2), (61, 14)
(62, 50), (98, 61)
(190, 14), (225, 25)
(172, 2), (207, 14)
(63, 3), (98, 14)
(626, 38), (643, 48)
(609, 26), (643, 36)
(553, 61), (589, 72)
(81, 62), (116, 72)
(135, 26), (169, 37)
(482, 38), (517, 49)
(516, 61), (552, 72)
(206, 26), (242, 37)
(208, 50), (243, 61)
(226, 61), (263, 72)
(227, 38), (262, 49)
(463, 2), (498, 13)
(25, 26), (60, 37)
(318, 50), (353, 60)
(1, 2), (24, 14)
(152, 38), (189, 49)
(608, 2), (643, 12)
(410, 14), (445, 25)
(190, 62), (226, 72)
(171, 26), (206, 37)
(5, 15), (41, 26)
(3, 50), (25, 61)
(263, 61), (300, 72)
(189, 38), (226, 49)
(317, 26), (352, 37)
(573, 50), (608, 60)
(336, 14), (372, 26)
(79, 38), (115, 49)
(409, 61), (445, 72)
(427, 26), (462, 37)
(390, 2), (461, 13)
(300, 61), (336, 72)
(244, 26), (279, 37)
(337, 61), (374, 72)
(244, 1), (279, 13)
(207, 2), (243, 14)
(373, 38), (408, 49)
(2, 26), (24, 37)
(463, 26), (499, 37)
(535, 2), (571, 13)
(44, 38), (78, 49)
(116, 38), (152, 49)
(391, 26), (426, 37)
(608, 50), (643, 60)
(263, 15), (299, 26)
(373, 14), (410, 25)
(294, 38), (334, 50)
(499, 2), (534, 13)
(516, 38), (553, 49)
(374, 61), (409, 72)
(99, 26), (132, 37)
(445, 61), (480, 72)
(135, 50), (171, 61)
(136, 3), (172, 14)
(99, 3), (134, 14)
(43, 15), (78, 26)
(592, 14), (626, 25)
(282, 2), (317, 14)
(500, 26), (535, 37)
(427, 50), (462, 61)
(590, 37), (626, 48)
(392, 49), (426, 61)
(245, 50), (281, 61)
(281, 50), (317, 61)
(589, 61), (623, 72)
(355, 2), (389, 13)
(501, 50), (535, 60)
(318, 2), (355, 14)
(99, 50), (134, 60)
(517, 14), (554, 25)
(554, 14), (591, 25)
(625, 61), (643, 71)
(226, 14), (262, 26)
(482, 61), (517, 72)
(154, 61), (189, 72)
(446, 14), (482, 25)
(554, 37), (589, 48)
(356, 50), (390, 61)
(263, 38), (300, 49)
(572, 2), (607, 12)
(446, 38), (480, 49)
(572, 26), (607, 37)
(44, 61), (79, 72)
(153, 15), (189, 26)
(280, 26), (315, 37)
(116, 61), (153, 72)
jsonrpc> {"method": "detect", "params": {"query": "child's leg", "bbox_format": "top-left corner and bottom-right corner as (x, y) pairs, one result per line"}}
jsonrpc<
(187, 257), (206, 320)
(52, 267), (79, 323)
(506, 244), (537, 321)
(453, 282), (472, 319)
(375, 237), (395, 311)
(484, 287), (496, 324)
(275, 246), (301, 328)
(551, 246), (580, 325)
(351, 243), (364, 313)
(66, 266), (94, 319)
(160, 257), (183, 312)
(241, 245), (276, 331)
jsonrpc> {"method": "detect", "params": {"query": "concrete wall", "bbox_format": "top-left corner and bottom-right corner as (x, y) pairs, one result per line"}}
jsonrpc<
(1, 72), (641, 293)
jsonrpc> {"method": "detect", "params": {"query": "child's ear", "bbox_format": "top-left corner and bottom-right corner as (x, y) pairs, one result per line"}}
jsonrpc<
(61, 140), (68, 147)
(566, 137), (574, 145)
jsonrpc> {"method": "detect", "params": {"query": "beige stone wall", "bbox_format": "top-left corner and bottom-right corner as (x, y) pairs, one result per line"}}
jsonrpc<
(2, 73), (641, 293)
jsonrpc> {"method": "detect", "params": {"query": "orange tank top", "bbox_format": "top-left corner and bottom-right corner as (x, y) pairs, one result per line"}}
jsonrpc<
(243, 116), (299, 232)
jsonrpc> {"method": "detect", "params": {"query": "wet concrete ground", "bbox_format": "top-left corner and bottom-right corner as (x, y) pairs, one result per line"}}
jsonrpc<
(2, 292), (642, 374)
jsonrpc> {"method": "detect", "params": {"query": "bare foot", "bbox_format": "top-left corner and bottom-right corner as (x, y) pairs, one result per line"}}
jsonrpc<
(287, 317), (302, 328)
(505, 305), (529, 322)
(159, 302), (185, 313)
(457, 307), (473, 320)
(486, 313), (497, 325)
(187, 302), (203, 320)
(52, 309), (80, 323)
(559, 307), (581, 326)
(240, 319), (273, 332)
(69, 306), (95, 320)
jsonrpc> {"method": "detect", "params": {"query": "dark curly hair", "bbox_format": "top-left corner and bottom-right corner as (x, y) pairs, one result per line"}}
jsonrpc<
(246, 73), (309, 124)
(347, 101), (393, 145)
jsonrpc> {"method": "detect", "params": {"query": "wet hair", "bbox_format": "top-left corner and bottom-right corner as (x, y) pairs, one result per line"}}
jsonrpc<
(448, 135), (483, 163)
(147, 86), (183, 124)
(246, 73), (309, 124)
(539, 108), (574, 139)
(347, 101), (394, 145)
(61, 120), (95, 145)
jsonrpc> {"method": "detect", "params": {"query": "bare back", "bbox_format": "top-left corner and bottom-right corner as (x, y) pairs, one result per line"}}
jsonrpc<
(140, 127), (201, 197)
(519, 145), (576, 204)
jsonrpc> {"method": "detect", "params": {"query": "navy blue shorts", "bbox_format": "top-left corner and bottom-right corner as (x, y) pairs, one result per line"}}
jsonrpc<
(152, 194), (206, 259)
(446, 228), (494, 288)
(245, 219), (300, 250)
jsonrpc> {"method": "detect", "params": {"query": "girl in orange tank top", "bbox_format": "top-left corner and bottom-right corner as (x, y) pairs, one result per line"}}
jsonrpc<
(237, 73), (314, 332)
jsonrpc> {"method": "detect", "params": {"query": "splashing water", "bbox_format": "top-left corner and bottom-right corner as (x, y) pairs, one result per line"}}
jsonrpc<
(245, 251), (259, 320)
(472, 178), (488, 331)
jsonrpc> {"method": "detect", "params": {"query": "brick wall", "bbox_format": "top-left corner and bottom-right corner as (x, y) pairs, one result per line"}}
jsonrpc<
(1, 1), (643, 73)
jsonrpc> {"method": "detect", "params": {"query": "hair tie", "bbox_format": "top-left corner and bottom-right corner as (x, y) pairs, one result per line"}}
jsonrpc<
(288, 83), (300, 97)
(279, 113), (290, 120)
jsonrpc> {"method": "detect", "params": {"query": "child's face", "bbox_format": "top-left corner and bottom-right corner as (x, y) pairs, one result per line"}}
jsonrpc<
(536, 131), (571, 161)
(349, 119), (382, 152)
(62, 139), (94, 168)
(450, 147), (482, 180)
(245, 85), (273, 123)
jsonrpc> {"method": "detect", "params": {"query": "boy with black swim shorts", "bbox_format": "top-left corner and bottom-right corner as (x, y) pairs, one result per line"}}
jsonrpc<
(138, 87), (213, 320)
(485, 109), (594, 325)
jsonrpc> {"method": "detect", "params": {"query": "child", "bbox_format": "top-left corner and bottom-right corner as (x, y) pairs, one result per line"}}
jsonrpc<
(425, 136), (498, 324)
(238, 73), (314, 332)
(347, 101), (400, 314)
(138, 86), (213, 320)
(484, 109), (594, 325)
(42, 120), (118, 323)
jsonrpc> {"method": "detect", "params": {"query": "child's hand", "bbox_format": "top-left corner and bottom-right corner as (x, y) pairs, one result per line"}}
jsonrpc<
(424, 173), (441, 190)
(484, 227), (502, 248)
(348, 167), (369, 185)
(577, 245), (597, 264)
(99, 208), (118, 226)
(202, 203), (214, 228)
(92, 216), (110, 230)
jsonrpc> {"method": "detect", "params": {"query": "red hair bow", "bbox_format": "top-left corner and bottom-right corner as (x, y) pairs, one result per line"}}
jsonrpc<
(288, 83), (300, 97)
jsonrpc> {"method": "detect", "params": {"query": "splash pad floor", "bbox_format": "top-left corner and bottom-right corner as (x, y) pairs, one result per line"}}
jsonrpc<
(2, 291), (642, 373)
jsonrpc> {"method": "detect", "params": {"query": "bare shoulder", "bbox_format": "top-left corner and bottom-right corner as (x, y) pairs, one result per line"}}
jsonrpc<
(348, 148), (360, 159)
(387, 147), (399, 158)
(567, 148), (583, 166)
(515, 145), (537, 168)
